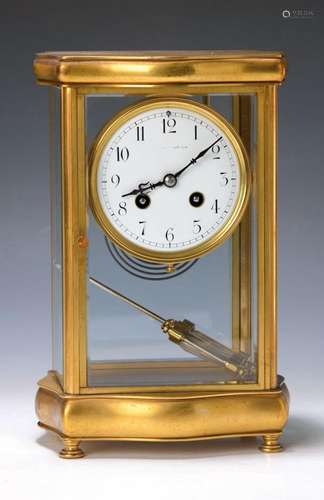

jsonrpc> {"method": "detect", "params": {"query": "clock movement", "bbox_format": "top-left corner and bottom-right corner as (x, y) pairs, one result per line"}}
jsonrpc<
(34, 51), (289, 458)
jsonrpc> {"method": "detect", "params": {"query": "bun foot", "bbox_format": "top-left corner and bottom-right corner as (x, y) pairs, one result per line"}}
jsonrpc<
(59, 438), (85, 459)
(259, 433), (283, 453)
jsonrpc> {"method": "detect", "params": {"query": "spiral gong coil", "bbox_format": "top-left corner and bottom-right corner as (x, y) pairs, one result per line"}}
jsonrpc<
(105, 237), (198, 280)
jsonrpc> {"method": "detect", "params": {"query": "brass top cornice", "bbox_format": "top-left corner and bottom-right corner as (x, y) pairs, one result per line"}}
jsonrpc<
(33, 50), (286, 85)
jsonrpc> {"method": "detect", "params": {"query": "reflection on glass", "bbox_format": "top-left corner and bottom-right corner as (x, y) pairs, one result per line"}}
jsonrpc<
(50, 87), (63, 375)
(86, 93), (257, 387)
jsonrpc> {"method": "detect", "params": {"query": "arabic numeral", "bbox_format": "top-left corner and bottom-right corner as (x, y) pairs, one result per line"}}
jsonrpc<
(165, 227), (175, 241)
(118, 201), (127, 216)
(136, 126), (145, 141)
(220, 172), (229, 186)
(193, 219), (201, 234)
(110, 174), (120, 187)
(163, 118), (176, 134)
(211, 199), (219, 214)
(139, 220), (146, 236)
(212, 144), (221, 159)
(116, 146), (129, 162)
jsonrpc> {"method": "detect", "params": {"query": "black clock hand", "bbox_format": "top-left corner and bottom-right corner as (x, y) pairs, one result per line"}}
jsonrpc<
(122, 180), (164, 198)
(174, 136), (222, 179)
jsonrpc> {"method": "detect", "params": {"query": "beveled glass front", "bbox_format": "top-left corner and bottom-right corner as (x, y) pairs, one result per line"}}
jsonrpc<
(83, 93), (257, 388)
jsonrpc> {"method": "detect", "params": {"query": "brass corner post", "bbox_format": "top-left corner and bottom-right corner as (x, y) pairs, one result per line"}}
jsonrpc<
(257, 85), (278, 389)
(61, 87), (87, 393)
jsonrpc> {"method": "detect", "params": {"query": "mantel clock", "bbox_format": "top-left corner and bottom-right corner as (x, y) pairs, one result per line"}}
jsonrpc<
(34, 51), (289, 458)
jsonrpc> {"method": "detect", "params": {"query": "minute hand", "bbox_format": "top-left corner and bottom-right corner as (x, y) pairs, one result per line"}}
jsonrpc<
(174, 136), (222, 179)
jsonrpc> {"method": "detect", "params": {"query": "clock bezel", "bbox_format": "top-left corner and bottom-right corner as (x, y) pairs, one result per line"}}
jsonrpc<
(89, 97), (251, 263)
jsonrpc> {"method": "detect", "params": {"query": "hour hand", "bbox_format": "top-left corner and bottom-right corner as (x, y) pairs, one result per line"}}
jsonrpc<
(122, 180), (163, 198)
(122, 187), (142, 198)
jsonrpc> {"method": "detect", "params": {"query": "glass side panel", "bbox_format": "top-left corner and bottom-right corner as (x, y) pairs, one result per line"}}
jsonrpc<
(49, 87), (63, 375)
(86, 93), (257, 387)
(251, 95), (258, 372)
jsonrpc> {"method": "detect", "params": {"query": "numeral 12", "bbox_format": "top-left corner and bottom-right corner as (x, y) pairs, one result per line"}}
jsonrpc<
(163, 118), (176, 134)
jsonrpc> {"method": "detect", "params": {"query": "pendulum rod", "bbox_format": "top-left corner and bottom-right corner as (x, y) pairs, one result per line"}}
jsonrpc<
(89, 276), (164, 323)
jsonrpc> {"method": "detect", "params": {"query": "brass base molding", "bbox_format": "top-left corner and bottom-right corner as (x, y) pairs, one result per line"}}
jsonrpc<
(36, 372), (289, 458)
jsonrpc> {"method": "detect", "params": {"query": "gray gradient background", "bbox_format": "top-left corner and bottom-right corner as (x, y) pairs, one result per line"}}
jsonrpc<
(1, 0), (323, 427)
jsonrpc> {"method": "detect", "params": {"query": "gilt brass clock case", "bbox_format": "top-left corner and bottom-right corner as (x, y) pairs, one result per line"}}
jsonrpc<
(89, 97), (251, 263)
(33, 51), (289, 459)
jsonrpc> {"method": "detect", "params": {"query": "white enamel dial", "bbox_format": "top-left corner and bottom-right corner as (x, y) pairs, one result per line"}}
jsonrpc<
(90, 99), (249, 263)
